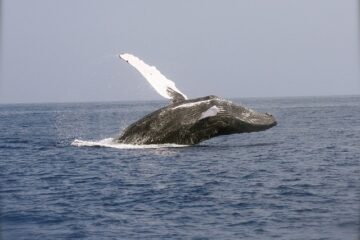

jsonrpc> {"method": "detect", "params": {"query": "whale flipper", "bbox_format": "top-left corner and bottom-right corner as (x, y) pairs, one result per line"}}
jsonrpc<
(119, 53), (187, 103)
(166, 87), (186, 103)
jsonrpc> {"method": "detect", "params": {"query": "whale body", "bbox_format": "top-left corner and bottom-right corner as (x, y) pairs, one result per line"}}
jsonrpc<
(117, 95), (276, 145)
(117, 53), (277, 145)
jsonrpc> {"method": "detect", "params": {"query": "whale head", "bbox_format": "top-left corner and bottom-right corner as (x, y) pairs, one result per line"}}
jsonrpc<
(181, 96), (277, 144)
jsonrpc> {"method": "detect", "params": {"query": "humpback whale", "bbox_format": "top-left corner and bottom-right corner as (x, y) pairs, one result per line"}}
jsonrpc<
(117, 53), (277, 145)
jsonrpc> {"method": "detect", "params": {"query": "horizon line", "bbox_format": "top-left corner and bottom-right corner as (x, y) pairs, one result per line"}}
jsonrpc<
(0, 93), (359, 105)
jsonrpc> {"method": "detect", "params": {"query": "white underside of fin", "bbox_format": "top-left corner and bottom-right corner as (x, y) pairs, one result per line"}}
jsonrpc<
(119, 53), (187, 101)
(199, 106), (221, 120)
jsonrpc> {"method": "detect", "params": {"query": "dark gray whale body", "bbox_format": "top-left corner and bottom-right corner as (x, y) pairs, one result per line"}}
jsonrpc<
(117, 95), (277, 145)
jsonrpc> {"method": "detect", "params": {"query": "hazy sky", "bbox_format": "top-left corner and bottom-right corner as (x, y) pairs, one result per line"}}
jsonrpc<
(0, 0), (359, 103)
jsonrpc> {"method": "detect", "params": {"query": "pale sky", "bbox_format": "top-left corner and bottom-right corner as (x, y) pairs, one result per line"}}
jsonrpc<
(0, 0), (359, 103)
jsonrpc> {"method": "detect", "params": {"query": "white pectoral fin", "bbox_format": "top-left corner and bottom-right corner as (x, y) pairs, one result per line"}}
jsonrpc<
(199, 106), (221, 120)
(119, 53), (187, 101)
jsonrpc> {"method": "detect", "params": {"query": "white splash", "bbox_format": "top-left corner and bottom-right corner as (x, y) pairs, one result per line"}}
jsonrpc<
(199, 106), (220, 120)
(71, 138), (188, 149)
(119, 53), (187, 101)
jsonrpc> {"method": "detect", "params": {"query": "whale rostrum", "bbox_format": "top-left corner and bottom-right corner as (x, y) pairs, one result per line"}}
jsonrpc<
(117, 54), (277, 145)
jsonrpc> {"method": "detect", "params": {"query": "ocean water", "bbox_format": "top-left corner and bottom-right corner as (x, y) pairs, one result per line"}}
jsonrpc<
(0, 96), (359, 240)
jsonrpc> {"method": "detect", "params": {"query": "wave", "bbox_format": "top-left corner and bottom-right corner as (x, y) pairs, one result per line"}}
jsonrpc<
(71, 138), (188, 149)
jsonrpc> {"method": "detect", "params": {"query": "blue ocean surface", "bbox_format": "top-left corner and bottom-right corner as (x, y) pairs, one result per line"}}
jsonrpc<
(0, 96), (359, 240)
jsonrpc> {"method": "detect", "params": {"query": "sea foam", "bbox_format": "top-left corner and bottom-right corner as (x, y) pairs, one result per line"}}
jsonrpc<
(71, 138), (188, 149)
